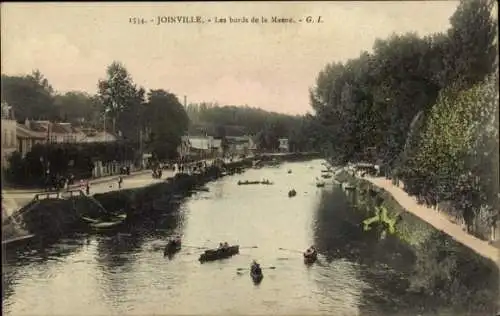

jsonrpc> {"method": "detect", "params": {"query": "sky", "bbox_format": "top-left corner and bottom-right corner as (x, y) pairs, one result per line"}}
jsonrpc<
(1, 2), (460, 115)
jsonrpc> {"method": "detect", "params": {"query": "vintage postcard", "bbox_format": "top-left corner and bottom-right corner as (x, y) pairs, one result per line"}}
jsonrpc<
(1, 1), (499, 315)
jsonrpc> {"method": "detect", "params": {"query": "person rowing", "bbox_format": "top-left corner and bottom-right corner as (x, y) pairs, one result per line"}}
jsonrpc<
(251, 260), (262, 275)
(305, 245), (316, 256)
(168, 236), (180, 247)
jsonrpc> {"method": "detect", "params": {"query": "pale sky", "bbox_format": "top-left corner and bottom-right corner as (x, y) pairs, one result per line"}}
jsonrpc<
(1, 2), (459, 114)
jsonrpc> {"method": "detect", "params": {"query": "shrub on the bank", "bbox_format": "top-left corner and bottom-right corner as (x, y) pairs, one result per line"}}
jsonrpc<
(400, 74), (499, 240)
(4, 141), (138, 186)
(342, 173), (499, 312)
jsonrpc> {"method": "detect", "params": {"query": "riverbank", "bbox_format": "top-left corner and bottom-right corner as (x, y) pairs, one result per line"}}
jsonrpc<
(334, 169), (499, 263)
(92, 152), (320, 218)
(2, 152), (319, 247)
(333, 169), (499, 313)
(364, 176), (499, 263)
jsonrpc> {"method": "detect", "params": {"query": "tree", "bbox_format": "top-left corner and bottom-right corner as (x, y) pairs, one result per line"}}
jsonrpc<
(1, 71), (59, 122)
(309, 0), (498, 239)
(445, 0), (498, 88)
(53, 91), (100, 124)
(97, 61), (145, 141)
(143, 89), (189, 160)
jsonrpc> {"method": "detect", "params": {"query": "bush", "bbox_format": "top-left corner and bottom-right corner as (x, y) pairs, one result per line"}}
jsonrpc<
(4, 141), (138, 186)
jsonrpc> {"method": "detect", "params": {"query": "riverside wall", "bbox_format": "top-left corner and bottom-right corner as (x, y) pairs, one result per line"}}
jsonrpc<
(2, 152), (320, 248)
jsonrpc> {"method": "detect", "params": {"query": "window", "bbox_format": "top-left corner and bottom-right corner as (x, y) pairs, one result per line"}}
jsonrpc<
(50, 136), (57, 143)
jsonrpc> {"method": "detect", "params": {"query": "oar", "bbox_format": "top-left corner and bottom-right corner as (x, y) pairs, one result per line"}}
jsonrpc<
(239, 246), (258, 249)
(237, 266), (276, 272)
(182, 245), (209, 250)
(279, 247), (303, 253)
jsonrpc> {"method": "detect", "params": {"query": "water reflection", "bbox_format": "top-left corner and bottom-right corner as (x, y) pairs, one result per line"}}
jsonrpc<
(312, 175), (499, 315)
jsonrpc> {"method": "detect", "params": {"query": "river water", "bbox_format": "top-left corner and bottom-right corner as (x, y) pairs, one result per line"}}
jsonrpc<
(2, 160), (496, 315)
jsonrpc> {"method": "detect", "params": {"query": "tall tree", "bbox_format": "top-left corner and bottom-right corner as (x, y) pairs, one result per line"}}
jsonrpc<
(445, 0), (498, 88)
(97, 61), (145, 141)
(144, 89), (189, 160)
(1, 72), (58, 122)
(53, 91), (100, 124)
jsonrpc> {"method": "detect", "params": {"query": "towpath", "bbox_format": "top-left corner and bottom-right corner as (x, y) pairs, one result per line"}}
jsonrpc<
(2, 157), (241, 217)
(363, 176), (499, 265)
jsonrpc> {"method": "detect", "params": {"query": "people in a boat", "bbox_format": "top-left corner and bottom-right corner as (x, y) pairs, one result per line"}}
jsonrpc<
(251, 260), (262, 274)
(218, 242), (224, 249)
(305, 246), (316, 256)
(171, 237), (180, 246)
(223, 242), (229, 248)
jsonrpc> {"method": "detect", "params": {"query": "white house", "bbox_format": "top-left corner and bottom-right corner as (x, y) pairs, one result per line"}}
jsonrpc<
(77, 127), (118, 143)
(177, 135), (223, 158)
(278, 138), (289, 152)
(23, 119), (86, 144)
(1, 102), (17, 167)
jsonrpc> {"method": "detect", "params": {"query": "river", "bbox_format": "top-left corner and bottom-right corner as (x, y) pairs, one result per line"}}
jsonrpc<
(2, 159), (497, 315)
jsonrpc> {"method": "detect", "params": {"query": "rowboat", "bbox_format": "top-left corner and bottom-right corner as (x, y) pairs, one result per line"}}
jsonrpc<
(250, 270), (263, 283)
(288, 189), (297, 197)
(238, 180), (261, 185)
(199, 245), (239, 263)
(88, 213), (127, 231)
(303, 249), (318, 264)
(164, 239), (182, 256)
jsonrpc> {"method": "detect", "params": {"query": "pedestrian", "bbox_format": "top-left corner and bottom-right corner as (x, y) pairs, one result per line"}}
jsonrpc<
(80, 179), (85, 192)
(118, 176), (123, 189)
(85, 181), (90, 195)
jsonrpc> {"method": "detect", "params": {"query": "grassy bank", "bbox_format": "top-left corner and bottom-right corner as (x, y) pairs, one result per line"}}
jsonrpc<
(335, 170), (499, 314)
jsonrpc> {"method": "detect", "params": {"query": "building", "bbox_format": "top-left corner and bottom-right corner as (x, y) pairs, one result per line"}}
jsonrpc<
(16, 123), (46, 158)
(278, 138), (289, 153)
(177, 135), (222, 159)
(77, 127), (118, 143)
(1, 102), (17, 167)
(24, 119), (87, 144)
(225, 136), (256, 155)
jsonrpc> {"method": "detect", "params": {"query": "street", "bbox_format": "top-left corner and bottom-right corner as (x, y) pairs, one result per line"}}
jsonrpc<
(2, 157), (241, 217)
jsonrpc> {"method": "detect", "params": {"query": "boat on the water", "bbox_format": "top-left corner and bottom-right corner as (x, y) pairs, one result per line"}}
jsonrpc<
(316, 182), (325, 188)
(199, 245), (239, 263)
(260, 180), (273, 185)
(251, 269), (263, 283)
(288, 189), (297, 197)
(164, 237), (182, 257)
(303, 247), (318, 264)
(321, 174), (332, 179)
(250, 261), (263, 284)
(238, 180), (261, 185)
(87, 213), (127, 231)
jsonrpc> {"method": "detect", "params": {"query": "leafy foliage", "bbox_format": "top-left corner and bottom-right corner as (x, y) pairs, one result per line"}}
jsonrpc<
(97, 61), (146, 142)
(4, 141), (138, 186)
(1, 70), (59, 122)
(311, 0), (498, 239)
(143, 89), (189, 160)
(186, 103), (321, 152)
